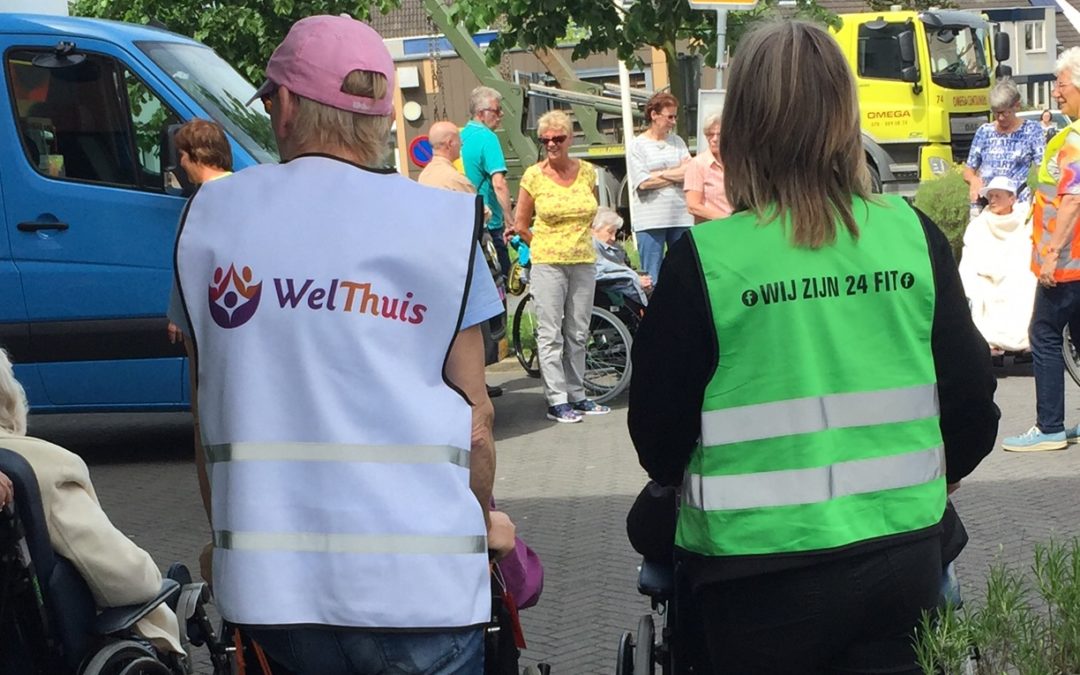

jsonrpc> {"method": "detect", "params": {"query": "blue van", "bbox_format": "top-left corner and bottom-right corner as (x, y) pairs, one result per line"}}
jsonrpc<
(0, 14), (275, 411)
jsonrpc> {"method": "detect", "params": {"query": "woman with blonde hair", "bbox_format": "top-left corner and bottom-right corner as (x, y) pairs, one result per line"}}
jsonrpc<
(628, 21), (997, 673)
(509, 109), (606, 423)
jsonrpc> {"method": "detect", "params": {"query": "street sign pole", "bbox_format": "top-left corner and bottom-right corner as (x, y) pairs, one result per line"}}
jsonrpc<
(688, 0), (757, 151)
(687, 0), (758, 87)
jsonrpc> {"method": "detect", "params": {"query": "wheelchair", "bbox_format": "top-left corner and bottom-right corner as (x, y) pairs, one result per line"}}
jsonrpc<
(0, 447), (225, 675)
(616, 559), (713, 675)
(511, 279), (640, 404)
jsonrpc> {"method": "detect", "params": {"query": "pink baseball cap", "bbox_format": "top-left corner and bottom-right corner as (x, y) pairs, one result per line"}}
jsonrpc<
(249, 15), (394, 116)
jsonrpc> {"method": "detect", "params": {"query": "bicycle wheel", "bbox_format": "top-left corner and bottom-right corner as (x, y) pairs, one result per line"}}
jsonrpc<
(1064, 325), (1080, 388)
(584, 306), (633, 404)
(512, 294), (541, 378)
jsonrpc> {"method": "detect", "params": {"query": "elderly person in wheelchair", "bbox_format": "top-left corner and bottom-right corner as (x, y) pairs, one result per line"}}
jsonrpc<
(0, 348), (186, 673)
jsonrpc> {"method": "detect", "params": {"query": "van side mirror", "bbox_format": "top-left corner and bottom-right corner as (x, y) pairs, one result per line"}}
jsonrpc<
(161, 123), (194, 197)
(994, 31), (1010, 63)
(996, 64), (1013, 79)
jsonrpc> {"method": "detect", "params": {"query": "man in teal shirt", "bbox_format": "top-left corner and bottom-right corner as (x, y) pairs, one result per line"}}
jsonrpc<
(461, 85), (514, 276)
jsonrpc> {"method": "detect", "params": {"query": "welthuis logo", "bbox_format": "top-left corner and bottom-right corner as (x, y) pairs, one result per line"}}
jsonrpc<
(209, 264), (263, 328)
(273, 277), (428, 324)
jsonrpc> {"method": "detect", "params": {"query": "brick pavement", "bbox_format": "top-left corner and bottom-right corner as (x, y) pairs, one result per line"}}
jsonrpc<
(24, 360), (1080, 674)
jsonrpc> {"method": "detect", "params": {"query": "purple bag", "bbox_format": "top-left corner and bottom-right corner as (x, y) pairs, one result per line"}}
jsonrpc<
(495, 537), (544, 609)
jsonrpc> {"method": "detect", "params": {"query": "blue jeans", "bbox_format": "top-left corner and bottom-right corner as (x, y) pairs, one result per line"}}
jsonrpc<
(1030, 281), (1080, 433)
(637, 227), (689, 285)
(246, 626), (484, 675)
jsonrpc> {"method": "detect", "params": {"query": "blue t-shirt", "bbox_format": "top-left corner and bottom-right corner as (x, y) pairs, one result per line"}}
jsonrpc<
(966, 120), (1045, 201)
(460, 120), (508, 231)
(169, 243), (501, 333)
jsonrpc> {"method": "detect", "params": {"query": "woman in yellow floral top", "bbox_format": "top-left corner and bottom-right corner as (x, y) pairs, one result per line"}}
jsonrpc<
(509, 110), (607, 423)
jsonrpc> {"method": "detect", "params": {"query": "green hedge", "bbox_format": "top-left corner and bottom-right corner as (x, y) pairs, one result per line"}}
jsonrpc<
(913, 166), (969, 261)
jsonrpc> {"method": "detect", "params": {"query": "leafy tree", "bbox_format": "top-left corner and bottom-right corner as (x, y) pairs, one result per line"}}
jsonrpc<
(68, 0), (401, 83)
(452, 0), (837, 124)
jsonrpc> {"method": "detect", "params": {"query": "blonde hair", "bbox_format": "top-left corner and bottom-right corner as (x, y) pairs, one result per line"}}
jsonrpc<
(0, 349), (28, 436)
(721, 21), (870, 248)
(290, 70), (391, 166)
(537, 109), (573, 137)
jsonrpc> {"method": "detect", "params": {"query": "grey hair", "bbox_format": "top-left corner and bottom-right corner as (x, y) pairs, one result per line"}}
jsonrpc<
(0, 349), (28, 436)
(988, 79), (1021, 111)
(592, 206), (623, 231)
(1057, 47), (1080, 89)
(703, 111), (722, 132)
(469, 86), (502, 116)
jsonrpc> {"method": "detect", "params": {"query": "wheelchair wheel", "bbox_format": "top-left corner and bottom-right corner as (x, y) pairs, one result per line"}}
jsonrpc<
(616, 630), (635, 675)
(512, 294), (541, 378)
(634, 614), (656, 675)
(80, 639), (171, 675)
(584, 306), (633, 404)
(1064, 326), (1080, 388)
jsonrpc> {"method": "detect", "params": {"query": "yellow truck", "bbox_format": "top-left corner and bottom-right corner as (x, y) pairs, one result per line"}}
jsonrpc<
(831, 9), (1010, 195)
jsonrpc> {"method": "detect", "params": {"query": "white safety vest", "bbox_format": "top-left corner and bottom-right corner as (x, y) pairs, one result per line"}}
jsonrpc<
(175, 155), (489, 629)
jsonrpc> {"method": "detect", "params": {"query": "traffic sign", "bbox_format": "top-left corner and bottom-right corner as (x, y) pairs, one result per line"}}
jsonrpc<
(408, 135), (433, 168)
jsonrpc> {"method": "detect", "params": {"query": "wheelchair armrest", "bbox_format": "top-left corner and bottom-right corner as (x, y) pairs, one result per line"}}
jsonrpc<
(637, 559), (674, 601)
(93, 579), (180, 636)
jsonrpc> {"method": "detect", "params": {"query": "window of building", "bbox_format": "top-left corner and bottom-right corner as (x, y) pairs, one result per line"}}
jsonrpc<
(1024, 21), (1045, 52)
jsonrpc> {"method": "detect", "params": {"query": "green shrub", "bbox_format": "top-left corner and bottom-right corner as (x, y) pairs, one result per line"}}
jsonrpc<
(914, 538), (1080, 674)
(914, 166), (970, 261)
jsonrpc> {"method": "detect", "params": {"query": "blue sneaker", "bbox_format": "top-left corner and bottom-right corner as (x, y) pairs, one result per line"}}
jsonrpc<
(571, 399), (611, 415)
(546, 403), (582, 424)
(1002, 426), (1067, 452)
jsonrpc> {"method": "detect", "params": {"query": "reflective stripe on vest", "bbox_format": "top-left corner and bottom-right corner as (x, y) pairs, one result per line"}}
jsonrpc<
(214, 530), (487, 555)
(701, 383), (938, 446)
(205, 442), (470, 468)
(683, 445), (943, 511)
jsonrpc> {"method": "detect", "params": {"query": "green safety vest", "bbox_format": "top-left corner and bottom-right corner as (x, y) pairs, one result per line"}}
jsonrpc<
(679, 195), (946, 558)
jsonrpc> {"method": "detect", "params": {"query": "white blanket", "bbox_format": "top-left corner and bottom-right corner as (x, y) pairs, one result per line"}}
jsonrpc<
(958, 207), (1036, 352)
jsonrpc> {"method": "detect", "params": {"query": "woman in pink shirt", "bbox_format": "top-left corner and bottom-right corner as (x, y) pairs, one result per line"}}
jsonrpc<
(684, 113), (733, 223)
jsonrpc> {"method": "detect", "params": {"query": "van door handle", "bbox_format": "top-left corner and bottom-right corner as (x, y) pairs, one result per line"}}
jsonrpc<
(17, 221), (69, 232)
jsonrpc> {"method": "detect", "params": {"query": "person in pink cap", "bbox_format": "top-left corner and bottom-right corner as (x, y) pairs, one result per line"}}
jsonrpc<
(170, 14), (503, 675)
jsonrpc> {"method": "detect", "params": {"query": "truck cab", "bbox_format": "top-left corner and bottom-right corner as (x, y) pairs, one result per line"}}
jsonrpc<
(832, 9), (1001, 194)
(0, 14), (275, 411)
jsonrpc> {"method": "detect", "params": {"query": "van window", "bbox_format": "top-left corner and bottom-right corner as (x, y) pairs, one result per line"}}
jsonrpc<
(7, 50), (178, 190)
(125, 70), (180, 182)
(857, 23), (908, 81)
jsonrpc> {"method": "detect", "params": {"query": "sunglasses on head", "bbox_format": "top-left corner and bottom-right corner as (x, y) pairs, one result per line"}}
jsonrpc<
(539, 134), (568, 145)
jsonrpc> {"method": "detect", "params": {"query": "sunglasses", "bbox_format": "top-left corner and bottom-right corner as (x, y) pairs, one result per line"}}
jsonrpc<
(539, 134), (568, 145)
(261, 83), (279, 114)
